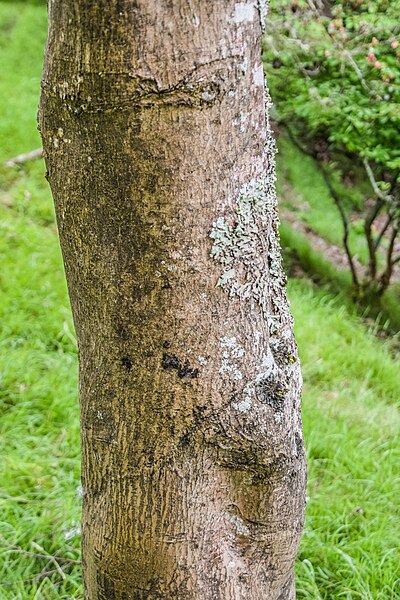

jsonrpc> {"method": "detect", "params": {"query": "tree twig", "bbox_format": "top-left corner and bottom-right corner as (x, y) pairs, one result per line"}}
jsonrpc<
(391, 255), (400, 267)
(2, 568), (58, 588)
(281, 122), (360, 287)
(344, 51), (371, 94)
(363, 158), (393, 203)
(5, 147), (43, 167)
(379, 227), (399, 294)
(1, 550), (80, 588)
(364, 198), (384, 279)
(30, 541), (72, 579)
(374, 213), (393, 251)
(392, 256), (400, 267)
(4, 545), (80, 564)
(319, 168), (359, 288)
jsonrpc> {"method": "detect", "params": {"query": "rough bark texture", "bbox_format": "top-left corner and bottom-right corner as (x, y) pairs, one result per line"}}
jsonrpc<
(39, 1), (306, 598)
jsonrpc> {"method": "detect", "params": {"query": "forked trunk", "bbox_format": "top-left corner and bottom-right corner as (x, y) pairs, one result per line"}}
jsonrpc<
(39, 1), (306, 598)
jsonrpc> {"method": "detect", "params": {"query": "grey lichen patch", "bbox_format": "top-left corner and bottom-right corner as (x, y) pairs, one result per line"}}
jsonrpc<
(231, 345), (287, 414)
(210, 68), (300, 408)
(255, 373), (288, 410)
(219, 336), (245, 381)
(257, 0), (268, 33)
(232, 382), (254, 413)
(220, 336), (245, 359)
(263, 85), (295, 338)
(231, 3), (256, 24)
(228, 513), (251, 537)
(209, 93), (288, 330)
(210, 75), (288, 333)
(269, 334), (297, 367)
(210, 175), (273, 319)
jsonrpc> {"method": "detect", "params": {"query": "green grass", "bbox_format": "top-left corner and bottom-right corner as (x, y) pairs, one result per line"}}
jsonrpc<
(0, 4), (81, 598)
(0, 2), (46, 163)
(0, 161), (81, 598)
(276, 133), (398, 278)
(280, 220), (400, 335)
(280, 221), (353, 290)
(0, 3), (399, 599)
(290, 279), (400, 599)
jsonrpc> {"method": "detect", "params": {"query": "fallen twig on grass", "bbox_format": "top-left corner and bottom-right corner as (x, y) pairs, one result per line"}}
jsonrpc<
(4, 545), (81, 564)
(1, 545), (81, 588)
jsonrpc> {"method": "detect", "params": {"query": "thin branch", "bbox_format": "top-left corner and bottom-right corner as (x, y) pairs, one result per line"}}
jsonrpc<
(391, 255), (400, 267)
(379, 227), (399, 293)
(1, 544), (81, 589)
(363, 158), (393, 203)
(2, 556), (79, 588)
(4, 547), (80, 564)
(344, 51), (372, 94)
(364, 198), (384, 279)
(30, 541), (68, 580)
(374, 213), (393, 251)
(282, 123), (314, 158)
(281, 123), (359, 287)
(320, 168), (359, 288)
(5, 147), (43, 167)
(23, 566), (70, 586)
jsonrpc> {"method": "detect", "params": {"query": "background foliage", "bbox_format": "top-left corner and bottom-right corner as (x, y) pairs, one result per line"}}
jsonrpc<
(267, 0), (400, 167)
(265, 0), (400, 301)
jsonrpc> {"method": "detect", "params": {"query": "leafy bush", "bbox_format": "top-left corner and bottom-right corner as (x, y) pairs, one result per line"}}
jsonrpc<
(265, 0), (400, 300)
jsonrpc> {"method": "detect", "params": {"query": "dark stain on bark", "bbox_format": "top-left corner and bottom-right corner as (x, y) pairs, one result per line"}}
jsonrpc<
(162, 353), (199, 379)
(295, 432), (304, 458)
(161, 353), (180, 370)
(121, 356), (133, 370)
(179, 431), (191, 447)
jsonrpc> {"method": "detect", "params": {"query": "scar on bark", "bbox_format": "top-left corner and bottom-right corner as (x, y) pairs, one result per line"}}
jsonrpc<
(43, 57), (236, 114)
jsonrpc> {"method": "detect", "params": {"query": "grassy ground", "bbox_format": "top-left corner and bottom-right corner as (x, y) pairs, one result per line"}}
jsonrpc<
(0, 4), (81, 598)
(0, 3), (399, 599)
(290, 280), (400, 599)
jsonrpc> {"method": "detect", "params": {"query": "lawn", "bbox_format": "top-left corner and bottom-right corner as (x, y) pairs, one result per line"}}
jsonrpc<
(0, 3), (399, 598)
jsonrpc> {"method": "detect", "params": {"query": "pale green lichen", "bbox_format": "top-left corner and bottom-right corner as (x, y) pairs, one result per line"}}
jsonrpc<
(212, 78), (299, 412)
(232, 3), (256, 24)
(219, 336), (245, 381)
(209, 87), (288, 332)
(210, 176), (273, 316)
(258, 0), (268, 33)
(232, 381), (254, 412)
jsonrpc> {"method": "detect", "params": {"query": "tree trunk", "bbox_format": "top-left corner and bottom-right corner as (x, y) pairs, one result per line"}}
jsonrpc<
(38, 1), (306, 598)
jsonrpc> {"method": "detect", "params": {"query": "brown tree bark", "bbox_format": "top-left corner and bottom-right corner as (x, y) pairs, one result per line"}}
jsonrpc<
(39, 1), (306, 598)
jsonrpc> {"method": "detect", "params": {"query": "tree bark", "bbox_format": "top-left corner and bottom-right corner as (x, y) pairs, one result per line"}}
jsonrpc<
(39, 1), (306, 598)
